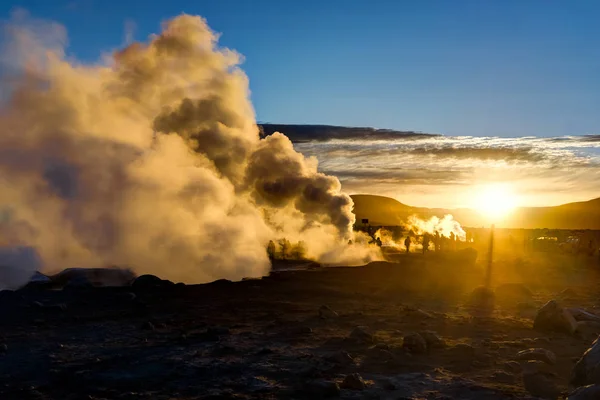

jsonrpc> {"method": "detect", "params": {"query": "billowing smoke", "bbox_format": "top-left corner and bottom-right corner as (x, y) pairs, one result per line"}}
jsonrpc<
(0, 11), (380, 284)
(407, 215), (466, 240)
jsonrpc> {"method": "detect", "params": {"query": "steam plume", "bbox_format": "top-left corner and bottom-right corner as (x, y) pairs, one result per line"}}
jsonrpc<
(407, 215), (466, 240)
(0, 12), (379, 284)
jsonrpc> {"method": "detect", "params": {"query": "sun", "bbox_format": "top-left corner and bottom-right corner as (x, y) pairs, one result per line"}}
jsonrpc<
(472, 183), (518, 221)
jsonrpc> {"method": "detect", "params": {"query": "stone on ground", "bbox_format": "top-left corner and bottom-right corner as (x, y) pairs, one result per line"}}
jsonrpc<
(341, 373), (366, 390)
(567, 384), (600, 400)
(534, 300), (578, 335)
(402, 332), (427, 354)
(419, 331), (446, 349)
(319, 305), (339, 319)
(350, 326), (373, 343)
(522, 368), (560, 400)
(571, 335), (600, 387)
(516, 348), (557, 365)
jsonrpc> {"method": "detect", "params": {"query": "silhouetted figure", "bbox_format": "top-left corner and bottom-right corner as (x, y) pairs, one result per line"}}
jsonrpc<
(267, 240), (276, 260)
(434, 231), (441, 251)
(422, 234), (430, 254)
(376, 237), (382, 247)
(404, 236), (411, 253)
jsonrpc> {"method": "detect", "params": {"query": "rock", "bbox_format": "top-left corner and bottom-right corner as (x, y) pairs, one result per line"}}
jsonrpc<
(523, 360), (554, 375)
(576, 321), (600, 337)
(571, 335), (600, 387)
(534, 300), (578, 334)
(495, 283), (533, 301)
(326, 351), (354, 365)
(567, 384), (600, 400)
(305, 380), (340, 398)
(490, 371), (515, 384)
(341, 373), (366, 390)
(131, 274), (174, 290)
(402, 333), (427, 354)
(419, 331), (446, 349)
(503, 361), (522, 373)
(516, 348), (557, 365)
(523, 370), (560, 400)
(319, 305), (339, 319)
(350, 326), (373, 343)
(568, 308), (600, 323)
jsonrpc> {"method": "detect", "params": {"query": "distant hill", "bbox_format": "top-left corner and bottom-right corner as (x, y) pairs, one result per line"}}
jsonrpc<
(259, 124), (438, 142)
(350, 194), (600, 229)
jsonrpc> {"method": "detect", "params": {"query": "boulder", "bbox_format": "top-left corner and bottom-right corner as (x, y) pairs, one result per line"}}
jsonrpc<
(567, 384), (600, 400)
(571, 335), (600, 387)
(319, 305), (339, 319)
(350, 326), (373, 343)
(419, 331), (446, 349)
(402, 333), (427, 354)
(326, 351), (354, 365)
(534, 300), (578, 334)
(523, 369), (560, 400)
(516, 348), (557, 365)
(503, 361), (522, 373)
(568, 308), (600, 324)
(341, 373), (366, 391)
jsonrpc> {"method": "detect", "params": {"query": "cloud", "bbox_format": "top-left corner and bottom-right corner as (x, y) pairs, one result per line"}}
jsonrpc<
(291, 133), (600, 208)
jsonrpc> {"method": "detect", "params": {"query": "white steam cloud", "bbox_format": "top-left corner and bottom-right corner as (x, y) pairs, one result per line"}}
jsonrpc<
(407, 215), (466, 240)
(0, 12), (380, 284)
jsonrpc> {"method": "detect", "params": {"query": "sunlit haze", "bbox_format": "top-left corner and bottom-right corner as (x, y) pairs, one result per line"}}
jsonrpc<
(472, 184), (518, 221)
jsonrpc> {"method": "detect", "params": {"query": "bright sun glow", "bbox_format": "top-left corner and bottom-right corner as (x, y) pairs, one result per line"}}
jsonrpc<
(473, 184), (518, 221)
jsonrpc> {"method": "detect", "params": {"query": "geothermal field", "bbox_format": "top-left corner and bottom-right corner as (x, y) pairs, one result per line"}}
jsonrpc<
(1, 11), (600, 400)
(2, 249), (600, 400)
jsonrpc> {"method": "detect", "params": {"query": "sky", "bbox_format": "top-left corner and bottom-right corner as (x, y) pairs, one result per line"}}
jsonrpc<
(2, 0), (599, 138)
(1, 1), (599, 209)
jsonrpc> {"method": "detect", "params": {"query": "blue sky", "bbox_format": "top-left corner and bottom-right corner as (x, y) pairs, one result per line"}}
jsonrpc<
(2, 0), (599, 138)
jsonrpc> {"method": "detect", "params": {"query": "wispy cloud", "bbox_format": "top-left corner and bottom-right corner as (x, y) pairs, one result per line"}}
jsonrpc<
(280, 130), (600, 208)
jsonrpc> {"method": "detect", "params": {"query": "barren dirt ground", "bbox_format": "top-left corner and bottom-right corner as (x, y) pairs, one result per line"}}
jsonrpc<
(0, 251), (599, 399)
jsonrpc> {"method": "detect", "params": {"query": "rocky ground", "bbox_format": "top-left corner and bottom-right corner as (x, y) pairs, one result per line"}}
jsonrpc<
(0, 251), (599, 399)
